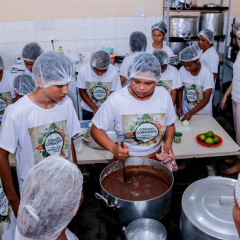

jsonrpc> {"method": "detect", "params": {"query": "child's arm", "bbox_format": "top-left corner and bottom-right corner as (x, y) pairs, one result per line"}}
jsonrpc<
(0, 148), (20, 217)
(79, 89), (98, 115)
(181, 88), (212, 121)
(71, 138), (78, 166)
(177, 87), (183, 116)
(171, 89), (177, 106)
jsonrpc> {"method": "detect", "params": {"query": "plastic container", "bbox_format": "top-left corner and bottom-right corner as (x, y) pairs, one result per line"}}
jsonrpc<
(174, 132), (182, 143)
(58, 46), (64, 55)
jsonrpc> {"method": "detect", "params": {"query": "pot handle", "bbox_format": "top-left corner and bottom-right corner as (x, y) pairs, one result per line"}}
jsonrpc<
(175, 4), (183, 11)
(185, 0), (192, 9)
(217, 196), (234, 205)
(95, 193), (116, 208)
(183, 31), (191, 41)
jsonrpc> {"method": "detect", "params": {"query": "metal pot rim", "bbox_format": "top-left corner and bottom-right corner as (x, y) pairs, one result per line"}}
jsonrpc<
(99, 158), (174, 203)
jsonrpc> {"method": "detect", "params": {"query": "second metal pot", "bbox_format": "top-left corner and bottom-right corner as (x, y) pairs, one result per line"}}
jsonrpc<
(200, 13), (223, 36)
(95, 158), (174, 225)
(170, 42), (188, 56)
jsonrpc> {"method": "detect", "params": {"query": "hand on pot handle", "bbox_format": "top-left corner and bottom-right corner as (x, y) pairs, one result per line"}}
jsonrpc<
(113, 142), (129, 161)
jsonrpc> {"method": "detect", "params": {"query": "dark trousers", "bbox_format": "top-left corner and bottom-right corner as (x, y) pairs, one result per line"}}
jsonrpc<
(82, 109), (94, 120)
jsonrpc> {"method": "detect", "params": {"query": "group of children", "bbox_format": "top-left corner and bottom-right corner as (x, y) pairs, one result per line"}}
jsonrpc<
(0, 20), (220, 240)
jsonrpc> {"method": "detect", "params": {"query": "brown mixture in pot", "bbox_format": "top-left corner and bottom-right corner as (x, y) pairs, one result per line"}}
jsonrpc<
(101, 165), (171, 201)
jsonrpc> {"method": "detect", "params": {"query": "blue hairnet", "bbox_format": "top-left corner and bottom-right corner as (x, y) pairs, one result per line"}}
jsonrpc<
(22, 42), (44, 62)
(130, 31), (147, 52)
(32, 51), (73, 88)
(179, 45), (200, 62)
(153, 50), (170, 65)
(151, 21), (167, 34)
(90, 51), (110, 70)
(198, 29), (214, 44)
(0, 55), (4, 70)
(129, 53), (161, 81)
(14, 74), (36, 95)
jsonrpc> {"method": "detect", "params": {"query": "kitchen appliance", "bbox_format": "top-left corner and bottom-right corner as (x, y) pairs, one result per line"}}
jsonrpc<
(124, 218), (167, 240)
(203, 3), (220, 7)
(172, 0), (197, 10)
(200, 13), (224, 36)
(95, 158), (174, 225)
(170, 16), (199, 39)
(180, 176), (238, 240)
(170, 42), (188, 56)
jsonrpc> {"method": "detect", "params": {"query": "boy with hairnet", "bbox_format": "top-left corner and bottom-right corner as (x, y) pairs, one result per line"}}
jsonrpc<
(153, 50), (181, 105)
(15, 155), (83, 240)
(120, 31), (147, 86)
(0, 51), (82, 240)
(76, 50), (121, 120)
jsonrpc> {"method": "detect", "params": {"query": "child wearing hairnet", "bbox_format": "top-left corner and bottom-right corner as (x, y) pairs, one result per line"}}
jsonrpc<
(198, 29), (219, 80)
(177, 45), (215, 121)
(15, 155), (83, 240)
(0, 52), (82, 240)
(153, 50), (181, 105)
(120, 31), (147, 86)
(76, 50), (121, 120)
(91, 53), (176, 166)
(0, 55), (15, 123)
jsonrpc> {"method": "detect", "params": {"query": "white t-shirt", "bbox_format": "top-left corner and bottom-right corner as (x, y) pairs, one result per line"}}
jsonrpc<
(146, 43), (174, 57)
(14, 227), (78, 240)
(232, 52), (240, 103)
(199, 47), (219, 74)
(0, 95), (81, 191)
(92, 86), (176, 156)
(178, 63), (215, 115)
(0, 104), (12, 130)
(0, 72), (15, 121)
(157, 65), (181, 93)
(119, 52), (143, 86)
(76, 63), (122, 112)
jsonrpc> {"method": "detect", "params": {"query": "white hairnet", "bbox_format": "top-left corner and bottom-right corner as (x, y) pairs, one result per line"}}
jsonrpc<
(153, 50), (170, 65)
(129, 53), (161, 82)
(0, 55), (4, 70)
(32, 51), (73, 88)
(90, 51), (110, 70)
(22, 42), (44, 62)
(179, 45), (200, 62)
(151, 21), (167, 34)
(17, 155), (83, 240)
(130, 31), (147, 52)
(14, 74), (36, 95)
(198, 29), (214, 44)
(236, 28), (240, 37)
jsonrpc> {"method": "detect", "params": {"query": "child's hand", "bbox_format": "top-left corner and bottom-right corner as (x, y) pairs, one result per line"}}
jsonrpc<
(113, 143), (129, 161)
(181, 112), (193, 121)
(177, 107), (183, 117)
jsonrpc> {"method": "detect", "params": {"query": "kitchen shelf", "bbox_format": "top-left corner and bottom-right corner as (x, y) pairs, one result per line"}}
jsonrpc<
(169, 35), (226, 42)
(168, 6), (229, 12)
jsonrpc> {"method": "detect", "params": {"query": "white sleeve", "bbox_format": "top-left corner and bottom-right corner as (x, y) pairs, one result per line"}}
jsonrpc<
(119, 58), (129, 78)
(171, 67), (181, 89)
(75, 67), (87, 89)
(0, 112), (19, 154)
(110, 70), (122, 91)
(176, 68), (184, 88)
(203, 68), (215, 92)
(208, 53), (219, 73)
(92, 95), (116, 132)
(166, 93), (177, 126)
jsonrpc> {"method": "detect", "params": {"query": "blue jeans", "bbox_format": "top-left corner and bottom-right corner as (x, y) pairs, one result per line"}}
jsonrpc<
(82, 109), (94, 120)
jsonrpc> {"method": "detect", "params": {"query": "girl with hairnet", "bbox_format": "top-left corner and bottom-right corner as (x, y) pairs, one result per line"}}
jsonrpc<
(76, 50), (121, 120)
(221, 28), (240, 175)
(198, 29), (219, 80)
(0, 51), (82, 240)
(146, 21), (174, 57)
(153, 50), (181, 105)
(120, 31), (147, 86)
(91, 53), (177, 169)
(15, 155), (83, 240)
(177, 45), (215, 121)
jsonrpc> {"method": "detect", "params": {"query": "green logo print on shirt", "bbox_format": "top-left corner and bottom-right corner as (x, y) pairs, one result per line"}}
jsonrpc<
(122, 113), (166, 147)
(184, 83), (203, 107)
(0, 179), (10, 223)
(86, 82), (111, 105)
(0, 92), (12, 114)
(157, 80), (173, 93)
(28, 120), (70, 165)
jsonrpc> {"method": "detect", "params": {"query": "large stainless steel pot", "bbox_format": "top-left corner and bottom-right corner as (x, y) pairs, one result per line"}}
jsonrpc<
(95, 158), (174, 225)
(124, 218), (167, 240)
(180, 176), (238, 240)
(170, 16), (199, 39)
(200, 13), (223, 36)
(170, 42), (188, 56)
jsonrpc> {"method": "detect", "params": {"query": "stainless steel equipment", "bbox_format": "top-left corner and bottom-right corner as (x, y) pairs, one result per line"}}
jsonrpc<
(203, 3), (219, 7)
(170, 42), (188, 56)
(124, 218), (167, 240)
(180, 176), (238, 240)
(200, 13), (223, 36)
(172, 0), (197, 10)
(170, 16), (199, 39)
(95, 158), (174, 225)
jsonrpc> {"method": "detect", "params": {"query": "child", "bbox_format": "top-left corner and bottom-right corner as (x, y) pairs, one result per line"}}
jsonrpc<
(76, 50), (121, 120)
(0, 51), (81, 240)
